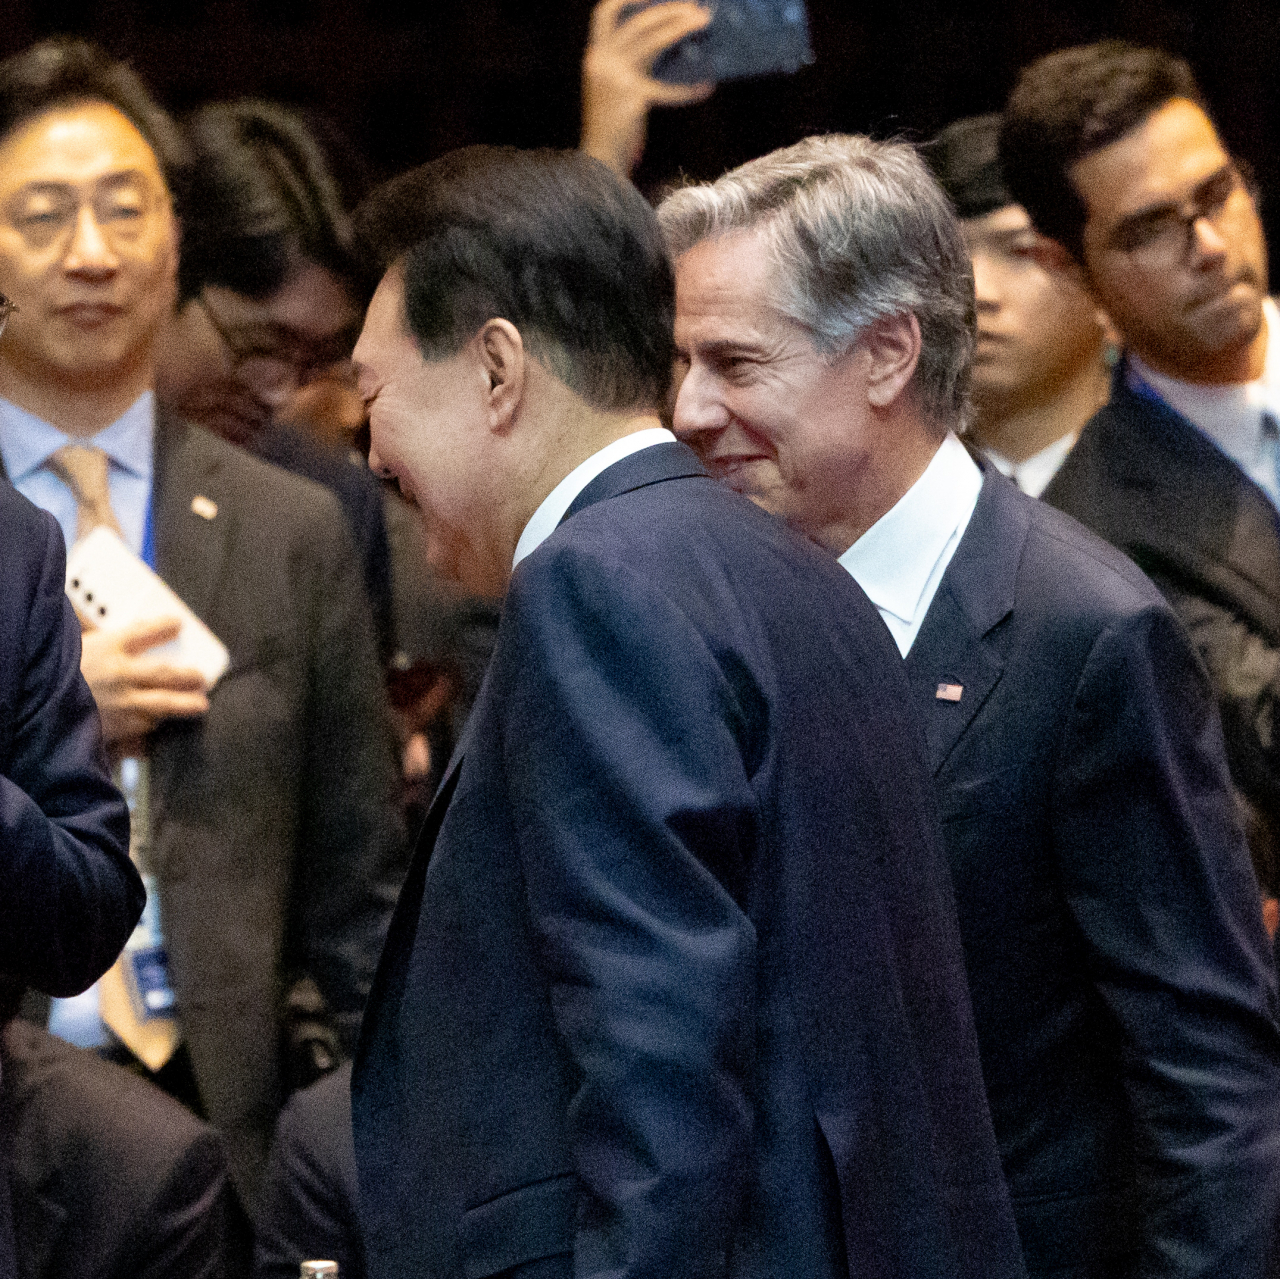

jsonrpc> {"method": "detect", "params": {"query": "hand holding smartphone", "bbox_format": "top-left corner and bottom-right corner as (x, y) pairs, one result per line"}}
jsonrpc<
(627, 0), (814, 85)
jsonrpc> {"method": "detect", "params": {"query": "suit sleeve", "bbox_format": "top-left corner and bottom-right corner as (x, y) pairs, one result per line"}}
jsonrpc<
(290, 497), (408, 1053)
(1054, 602), (1280, 1279)
(1153, 577), (1280, 835)
(0, 504), (141, 996)
(500, 546), (760, 1279)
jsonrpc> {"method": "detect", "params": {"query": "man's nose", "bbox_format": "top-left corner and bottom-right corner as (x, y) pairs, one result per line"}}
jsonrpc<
(1190, 214), (1230, 264)
(672, 364), (730, 440)
(971, 252), (1001, 310)
(64, 207), (119, 278)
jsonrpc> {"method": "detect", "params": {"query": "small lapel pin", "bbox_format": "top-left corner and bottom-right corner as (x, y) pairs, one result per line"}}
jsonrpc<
(191, 495), (218, 521)
(936, 682), (963, 702)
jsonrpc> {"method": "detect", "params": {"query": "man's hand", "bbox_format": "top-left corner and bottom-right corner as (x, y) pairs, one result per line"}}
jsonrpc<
(80, 617), (210, 749)
(581, 0), (714, 179)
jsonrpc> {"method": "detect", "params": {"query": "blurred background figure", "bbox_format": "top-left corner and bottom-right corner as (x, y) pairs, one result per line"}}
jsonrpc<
(924, 113), (1115, 496)
(1002, 42), (1280, 926)
(156, 96), (483, 803)
(154, 99), (394, 662)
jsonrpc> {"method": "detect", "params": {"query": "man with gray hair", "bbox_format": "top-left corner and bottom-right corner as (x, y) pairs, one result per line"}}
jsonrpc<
(660, 135), (1280, 1279)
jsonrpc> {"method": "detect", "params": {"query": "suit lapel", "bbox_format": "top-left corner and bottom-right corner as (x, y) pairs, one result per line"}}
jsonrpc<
(151, 411), (232, 624)
(1046, 373), (1280, 613)
(357, 667), (487, 1063)
(906, 471), (1023, 775)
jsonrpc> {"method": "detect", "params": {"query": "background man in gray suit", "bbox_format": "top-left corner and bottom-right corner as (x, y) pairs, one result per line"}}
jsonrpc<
(0, 39), (406, 1226)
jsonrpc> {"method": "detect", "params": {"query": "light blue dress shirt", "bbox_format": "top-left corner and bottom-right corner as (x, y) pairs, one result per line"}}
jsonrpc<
(0, 391), (156, 1048)
(0, 391), (155, 558)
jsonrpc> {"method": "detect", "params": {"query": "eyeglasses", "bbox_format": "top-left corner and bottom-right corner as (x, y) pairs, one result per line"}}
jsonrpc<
(1103, 163), (1252, 264)
(0, 292), (17, 337)
(197, 292), (353, 397)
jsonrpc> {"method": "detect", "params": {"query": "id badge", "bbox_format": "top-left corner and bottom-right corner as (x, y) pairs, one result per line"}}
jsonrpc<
(123, 873), (178, 1020)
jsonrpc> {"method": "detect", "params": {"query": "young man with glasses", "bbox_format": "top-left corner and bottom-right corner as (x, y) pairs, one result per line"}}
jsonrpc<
(153, 100), (397, 663)
(1003, 43), (1280, 911)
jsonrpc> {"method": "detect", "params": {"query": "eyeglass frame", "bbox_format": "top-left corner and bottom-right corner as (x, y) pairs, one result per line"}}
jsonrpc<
(0, 292), (16, 338)
(196, 291), (355, 397)
(1097, 159), (1258, 265)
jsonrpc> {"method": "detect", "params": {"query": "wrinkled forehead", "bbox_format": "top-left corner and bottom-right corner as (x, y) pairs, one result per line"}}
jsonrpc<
(0, 100), (168, 196)
(675, 230), (783, 312)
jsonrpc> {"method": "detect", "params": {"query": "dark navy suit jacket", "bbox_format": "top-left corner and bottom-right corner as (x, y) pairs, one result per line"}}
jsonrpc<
(906, 469), (1280, 1278)
(0, 478), (139, 1000)
(1043, 369), (1280, 859)
(352, 443), (1026, 1279)
(1, 479), (140, 1279)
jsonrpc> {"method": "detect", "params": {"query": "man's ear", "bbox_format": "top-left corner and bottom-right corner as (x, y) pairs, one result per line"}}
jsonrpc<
(476, 319), (526, 433)
(863, 312), (921, 410)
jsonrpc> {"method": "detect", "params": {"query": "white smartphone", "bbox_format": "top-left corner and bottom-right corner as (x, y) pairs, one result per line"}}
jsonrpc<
(65, 526), (231, 689)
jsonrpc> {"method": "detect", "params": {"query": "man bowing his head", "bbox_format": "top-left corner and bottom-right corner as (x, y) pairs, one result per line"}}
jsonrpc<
(349, 145), (1025, 1279)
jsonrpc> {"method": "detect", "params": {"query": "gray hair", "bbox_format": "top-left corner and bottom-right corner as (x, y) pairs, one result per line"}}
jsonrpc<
(657, 134), (975, 430)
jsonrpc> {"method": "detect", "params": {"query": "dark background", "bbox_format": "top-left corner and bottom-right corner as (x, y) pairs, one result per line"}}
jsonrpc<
(2, 0), (1277, 251)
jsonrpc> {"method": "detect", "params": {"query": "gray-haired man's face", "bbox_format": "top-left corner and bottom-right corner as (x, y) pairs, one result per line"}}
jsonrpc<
(671, 227), (888, 556)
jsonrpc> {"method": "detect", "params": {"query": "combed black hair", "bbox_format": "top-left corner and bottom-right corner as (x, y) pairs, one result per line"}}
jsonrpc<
(0, 39), (187, 181)
(1001, 41), (1204, 261)
(354, 146), (676, 414)
(922, 114), (1013, 222)
(176, 100), (365, 304)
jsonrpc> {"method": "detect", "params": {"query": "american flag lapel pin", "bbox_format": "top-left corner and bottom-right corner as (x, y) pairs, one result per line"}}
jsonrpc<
(936, 682), (963, 702)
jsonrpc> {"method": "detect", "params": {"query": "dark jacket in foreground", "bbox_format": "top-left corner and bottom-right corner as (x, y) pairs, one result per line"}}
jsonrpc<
(0, 479), (139, 1003)
(353, 443), (1026, 1279)
(909, 469), (1280, 1278)
(0, 1019), (232, 1279)
(1042, 368), (1280, 849)
(254, 1061), (362, 1279)
(1, 480), (141, 1279)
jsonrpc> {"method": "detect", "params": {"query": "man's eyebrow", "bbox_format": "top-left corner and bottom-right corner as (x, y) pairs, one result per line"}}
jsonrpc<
(683, 338), (768, 359)
(1115, 160), (1236, 226)
(10, 170), (155, 197)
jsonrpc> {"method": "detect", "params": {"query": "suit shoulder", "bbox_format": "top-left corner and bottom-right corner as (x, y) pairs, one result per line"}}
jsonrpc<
(992, 498), (1201, 680)
(1, 1020), (225, 1177)
(550, 470), (860, 590)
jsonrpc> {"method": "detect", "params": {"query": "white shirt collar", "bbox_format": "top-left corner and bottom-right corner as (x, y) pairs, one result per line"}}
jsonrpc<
(512, 427), (676, 568)
(838, 433), (983, 656)
(1127, 297), (1280, 484)
(983, 428), (1078, 498)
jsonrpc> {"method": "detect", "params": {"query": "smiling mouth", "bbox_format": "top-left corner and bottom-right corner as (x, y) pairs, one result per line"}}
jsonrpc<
(706, 454), (772, 489)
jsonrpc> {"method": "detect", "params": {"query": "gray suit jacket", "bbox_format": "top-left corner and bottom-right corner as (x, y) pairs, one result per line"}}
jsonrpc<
(3, 414), (408, 1214)
(145, 413), (407, 1211)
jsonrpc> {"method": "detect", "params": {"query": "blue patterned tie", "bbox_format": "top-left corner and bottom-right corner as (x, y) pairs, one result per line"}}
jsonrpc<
(1262, 412), (1280, 508)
